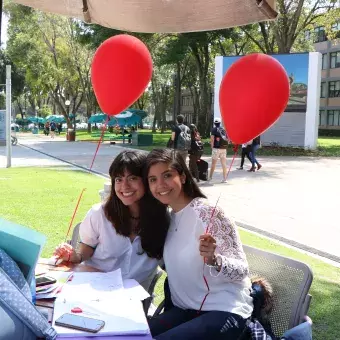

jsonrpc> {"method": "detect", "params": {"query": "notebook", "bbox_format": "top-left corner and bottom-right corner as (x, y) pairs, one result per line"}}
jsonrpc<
(0, 218), (46, 285)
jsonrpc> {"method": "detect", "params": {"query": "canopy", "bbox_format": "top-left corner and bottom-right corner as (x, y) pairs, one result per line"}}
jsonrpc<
(88, 109), (147, 125)
(27, 117), (46, 124)
(108, 111), (142, 127)
(45, 115), (66, 123)
(88, 113), (107, 124)
(13, 0), (277, 33)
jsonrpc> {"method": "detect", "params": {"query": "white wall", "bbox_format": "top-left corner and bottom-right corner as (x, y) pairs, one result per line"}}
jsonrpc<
(214, 53), (321, 149)
(304, 52), (321, 149)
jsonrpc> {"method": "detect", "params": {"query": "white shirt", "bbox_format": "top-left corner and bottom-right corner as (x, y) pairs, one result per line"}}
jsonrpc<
(79, 204), (158, 287)
(164, 198), (253, 319)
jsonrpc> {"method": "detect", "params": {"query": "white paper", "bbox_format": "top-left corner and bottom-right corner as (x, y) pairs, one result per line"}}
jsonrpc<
(53, 297), (149, 337)
(123, 279), (150, 301)
(58, 269), (124, 301)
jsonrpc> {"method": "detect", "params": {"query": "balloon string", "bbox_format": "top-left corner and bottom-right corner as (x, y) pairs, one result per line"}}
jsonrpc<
(198, 193), (221, 314)
(64, 188), (86, 242)
(89, 115), (110, 171)
(65, 115), (110, 242)
(226, 145), (238, 179)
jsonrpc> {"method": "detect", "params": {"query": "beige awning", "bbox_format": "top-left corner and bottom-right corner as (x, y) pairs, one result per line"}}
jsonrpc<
(12, 0), (277, 33)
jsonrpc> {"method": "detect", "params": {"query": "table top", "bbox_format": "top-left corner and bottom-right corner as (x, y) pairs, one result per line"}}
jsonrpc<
(36, 259), (153, 340)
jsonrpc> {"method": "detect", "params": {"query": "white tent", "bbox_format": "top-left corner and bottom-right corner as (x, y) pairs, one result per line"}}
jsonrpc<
(13, 0), (277, 33)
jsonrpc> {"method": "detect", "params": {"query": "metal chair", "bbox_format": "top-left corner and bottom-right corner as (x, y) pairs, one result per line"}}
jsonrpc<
(69, 223), (81, 249)
(243, 245), (313, 338)
(153, 245), (313, 338)
(142, 267), (164, 315)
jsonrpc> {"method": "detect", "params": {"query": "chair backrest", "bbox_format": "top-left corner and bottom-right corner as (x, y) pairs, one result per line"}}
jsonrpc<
(69, 223), (81, 249)
(243, 245), (313, 338)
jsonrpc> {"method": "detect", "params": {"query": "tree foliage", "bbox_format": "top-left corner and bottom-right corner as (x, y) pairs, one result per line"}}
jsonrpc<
(3, 1), (339, 135)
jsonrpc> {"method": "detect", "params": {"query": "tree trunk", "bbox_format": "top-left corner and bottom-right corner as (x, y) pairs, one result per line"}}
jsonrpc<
(191, 44), (210, 137)
(152, 113), (157, 133)
(174, 62), (182, 118)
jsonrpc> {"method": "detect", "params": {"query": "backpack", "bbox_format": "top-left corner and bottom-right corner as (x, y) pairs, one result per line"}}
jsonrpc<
(190, 132), (204, 153)
(217, 127), (228, 141)
(0, 249), (57, 340)
(176, 124), (191, 150)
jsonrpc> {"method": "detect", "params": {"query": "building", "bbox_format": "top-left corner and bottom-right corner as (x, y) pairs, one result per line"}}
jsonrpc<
(180, 23), (340, 133)
(312, 23), (340, 132)
(179, 89), (214, 125)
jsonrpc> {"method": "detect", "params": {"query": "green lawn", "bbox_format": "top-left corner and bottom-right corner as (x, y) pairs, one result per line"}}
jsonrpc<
(1, 167), (339, 339)
(0, 167), (105, 256)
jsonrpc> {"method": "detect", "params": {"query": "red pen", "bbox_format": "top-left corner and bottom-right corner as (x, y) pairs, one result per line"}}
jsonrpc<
(56, 274), (74, 294)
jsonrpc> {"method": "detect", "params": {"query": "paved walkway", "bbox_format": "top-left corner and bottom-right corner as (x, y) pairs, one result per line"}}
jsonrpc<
(1, 133), (340, 260)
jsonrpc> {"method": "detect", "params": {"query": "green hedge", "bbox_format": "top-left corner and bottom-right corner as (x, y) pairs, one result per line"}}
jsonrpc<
(319, 129), (340, 137)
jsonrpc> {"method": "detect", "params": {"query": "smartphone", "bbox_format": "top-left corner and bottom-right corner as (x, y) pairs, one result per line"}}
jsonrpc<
(55, 313), (105, 333)
(35, 275), (57, 287)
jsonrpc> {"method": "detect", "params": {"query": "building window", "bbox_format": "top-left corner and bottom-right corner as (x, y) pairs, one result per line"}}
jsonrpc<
(182, 96), (190, 106)
(319, 110), (327, 126)
(327, 111), (334, 125)
(329, 81), (340, 97)
(320, 82), (327, 98)
(304, 30), (310, 41)
(322, 54), (327, 70)
(327, 110), (340, 126)
(314, 26), (327, 43)
(331, 22), (340, 32)
(330, 52), (340, 69)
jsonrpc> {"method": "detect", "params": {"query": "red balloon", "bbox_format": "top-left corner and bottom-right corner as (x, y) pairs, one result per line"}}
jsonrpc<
(91, 35), (153, 116)
(219, 53), (290, 144)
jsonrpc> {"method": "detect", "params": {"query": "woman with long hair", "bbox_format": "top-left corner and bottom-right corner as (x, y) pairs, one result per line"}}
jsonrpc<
(54, 150), (169, 288)
(145, 148), (253, 339)
(188, 124), (203, 182)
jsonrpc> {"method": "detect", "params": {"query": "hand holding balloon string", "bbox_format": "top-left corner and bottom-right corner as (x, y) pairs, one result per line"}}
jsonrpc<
(197, 194), (221, 313)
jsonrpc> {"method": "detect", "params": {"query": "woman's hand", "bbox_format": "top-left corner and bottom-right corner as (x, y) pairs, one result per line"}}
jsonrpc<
(53, 243), (74, 262)
(199, 234), (217, 265)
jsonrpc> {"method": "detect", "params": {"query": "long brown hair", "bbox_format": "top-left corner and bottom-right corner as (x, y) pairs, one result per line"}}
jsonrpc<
(104, 150), (169, 259)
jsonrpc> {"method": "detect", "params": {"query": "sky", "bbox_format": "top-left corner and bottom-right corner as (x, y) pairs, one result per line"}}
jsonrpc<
(223, 53), (309, 85)
(1, 13), (9, 48)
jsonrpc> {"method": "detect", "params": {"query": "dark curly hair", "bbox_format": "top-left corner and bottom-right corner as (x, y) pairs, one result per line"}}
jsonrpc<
(103, 150), (169, 259)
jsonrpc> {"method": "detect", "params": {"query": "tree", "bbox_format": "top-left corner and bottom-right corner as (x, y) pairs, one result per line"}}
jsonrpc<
(67, 21), (97, 132)
(241, 0), (338, 54)
(0, 50), (26, 116)
(6, 4), (87, 127)
(159, 31), (231, 136)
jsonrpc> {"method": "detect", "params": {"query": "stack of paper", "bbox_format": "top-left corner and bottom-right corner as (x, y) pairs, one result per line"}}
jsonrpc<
(36, 271), (73, 300)
(57, 269), (124, 301)
(52, 269), (150, 337)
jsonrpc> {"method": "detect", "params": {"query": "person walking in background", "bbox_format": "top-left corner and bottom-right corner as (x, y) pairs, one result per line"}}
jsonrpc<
(209, 118), (228, 183)
(237, 141), (252, 170)
(188, 124), (204, 183)
(248, 135), (262, 172)
(50, 121), (56, 139)
(170, 115), (191, 163)
(57, 123), (62, 135)
(44, 121), (50, 136)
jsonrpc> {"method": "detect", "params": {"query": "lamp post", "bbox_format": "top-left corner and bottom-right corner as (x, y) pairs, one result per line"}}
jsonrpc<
(35, 106), (39, 130)
(65, 99), (74, 141)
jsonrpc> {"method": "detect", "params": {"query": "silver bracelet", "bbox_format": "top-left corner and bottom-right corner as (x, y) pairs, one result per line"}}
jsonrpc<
(206, 254), (222, 271)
